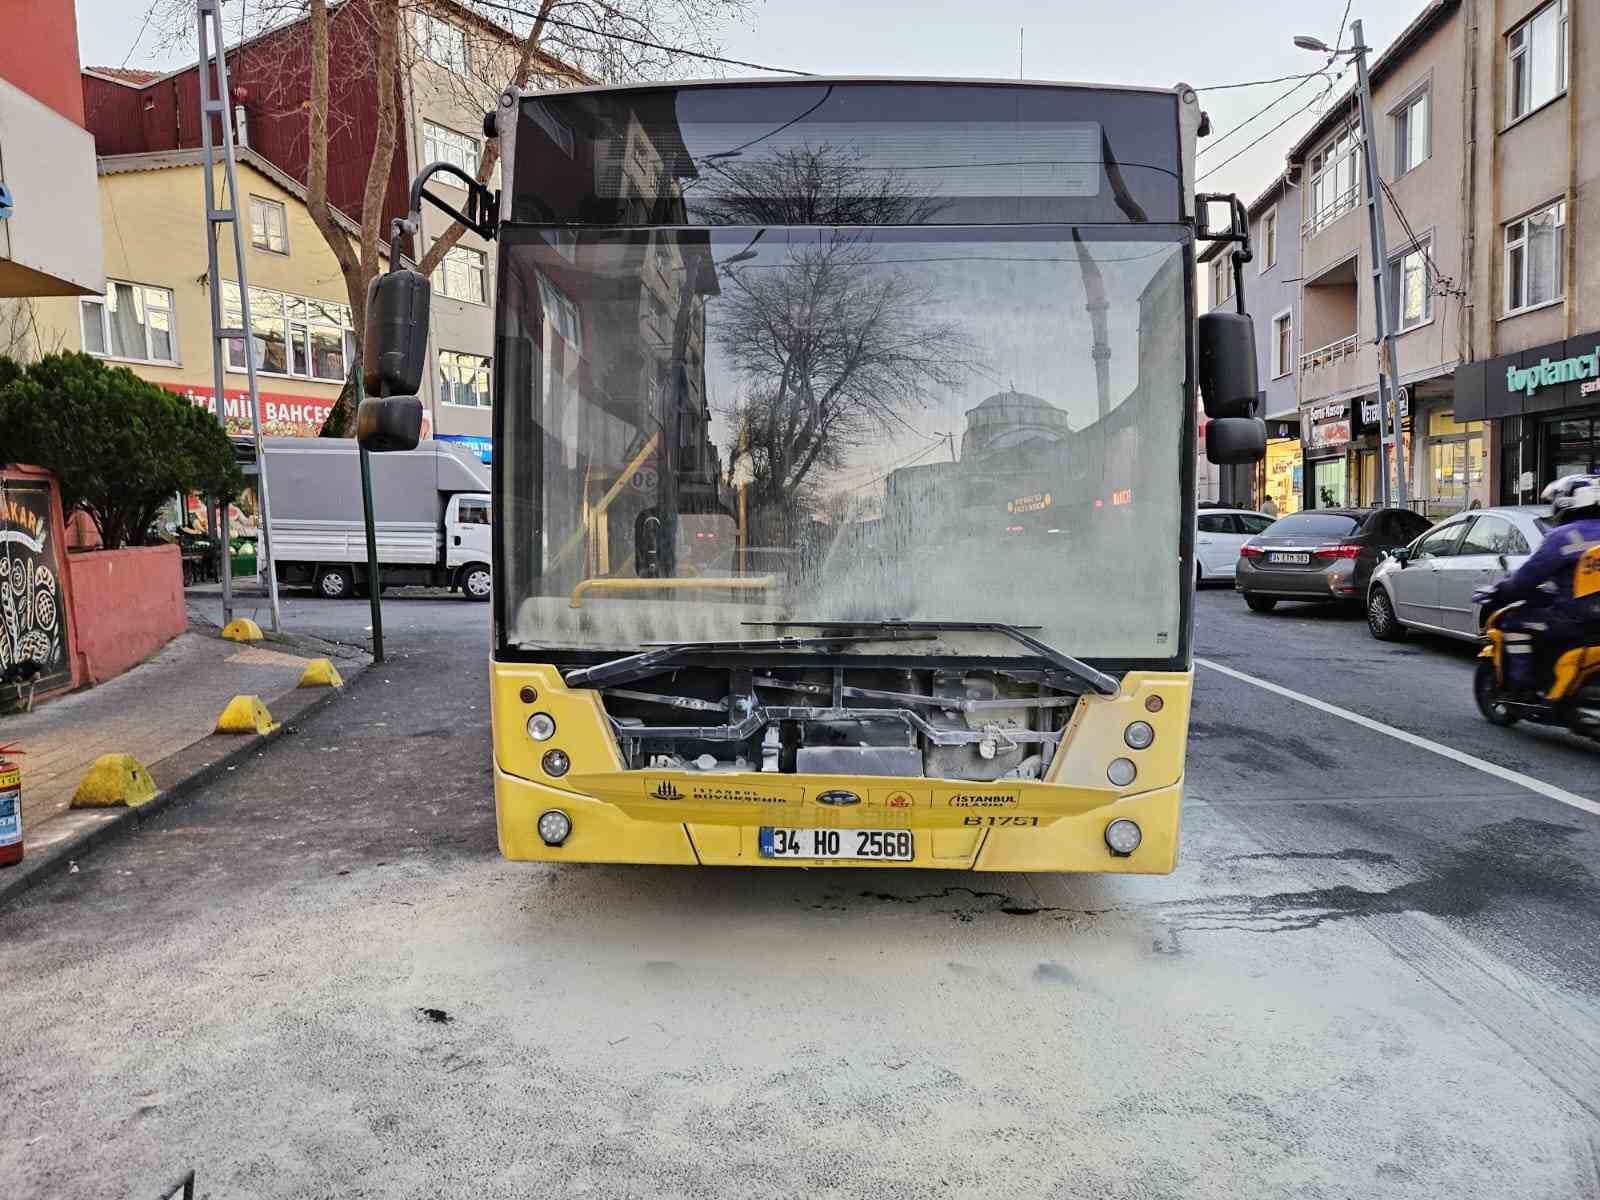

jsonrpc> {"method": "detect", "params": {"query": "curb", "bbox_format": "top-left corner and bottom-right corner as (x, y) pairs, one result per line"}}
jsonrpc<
(0, 663), (367, 911)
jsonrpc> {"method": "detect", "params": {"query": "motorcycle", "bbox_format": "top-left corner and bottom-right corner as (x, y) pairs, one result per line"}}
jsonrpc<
(1474, 601), (1600, 741)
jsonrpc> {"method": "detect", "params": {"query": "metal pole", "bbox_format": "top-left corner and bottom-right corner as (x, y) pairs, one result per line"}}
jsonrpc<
(356, 371), (385, 663)
(1352, 19), (1409, 508)
(199, 0), (283, 630)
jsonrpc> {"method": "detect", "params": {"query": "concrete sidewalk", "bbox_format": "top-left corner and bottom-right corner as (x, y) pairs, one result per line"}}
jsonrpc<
(0, 616), (368, 904)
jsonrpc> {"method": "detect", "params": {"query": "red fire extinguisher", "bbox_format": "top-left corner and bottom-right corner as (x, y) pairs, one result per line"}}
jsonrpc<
(0, 744), (23, 867)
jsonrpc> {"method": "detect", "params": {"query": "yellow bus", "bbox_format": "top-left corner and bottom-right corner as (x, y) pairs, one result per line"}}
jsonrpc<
(359, 77), (1265, 872)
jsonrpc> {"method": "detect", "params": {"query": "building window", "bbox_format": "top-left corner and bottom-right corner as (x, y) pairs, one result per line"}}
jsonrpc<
(1260, 208), (1277, 272)
(1394, 88), (1429, 174)
(1272, 312), (1293, 378)
(80, 281), (177, 364)
(249, 195), (288, 253)
(1508, 0), (1568, 122)
(439, 350), (492, 407)
(1388, 239), (1433, 331)
(537, 271), (581, 350)
(1307, 128), (1360, 234)
(222, 282), (353, 382)
(1504, 201), (1565, 314)
(1212, 259), (1232, 308)
(417, 11), (469, 74)
(422, 120), (480, 180)
(433, 246), (487, 303)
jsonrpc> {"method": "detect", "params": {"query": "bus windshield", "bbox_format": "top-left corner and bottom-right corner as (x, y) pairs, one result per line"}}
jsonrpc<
(495, 83), (1191, 667)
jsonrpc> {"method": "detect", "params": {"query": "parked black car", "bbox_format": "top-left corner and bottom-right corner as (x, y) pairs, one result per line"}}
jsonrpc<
(1234, 507), (1433, 613)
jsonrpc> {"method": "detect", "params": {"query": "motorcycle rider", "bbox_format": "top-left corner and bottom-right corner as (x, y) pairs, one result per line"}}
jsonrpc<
(1477, 474), (1600, 699)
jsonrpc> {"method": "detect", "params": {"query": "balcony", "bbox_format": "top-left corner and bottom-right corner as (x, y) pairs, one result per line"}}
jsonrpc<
(1301, 184), (1358, 238)
(1299, 333), (1359, 374)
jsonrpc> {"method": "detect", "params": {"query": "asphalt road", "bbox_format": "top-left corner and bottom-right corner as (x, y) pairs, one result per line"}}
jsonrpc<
(3, 586), (1599, 1198)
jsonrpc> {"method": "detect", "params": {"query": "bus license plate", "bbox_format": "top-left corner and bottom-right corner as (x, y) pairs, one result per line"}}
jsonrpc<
(1271, 552), (1311, 564)
(759, 828), (914, 861)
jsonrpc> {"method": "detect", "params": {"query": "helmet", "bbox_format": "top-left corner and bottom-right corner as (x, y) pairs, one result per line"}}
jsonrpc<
(1540, 473), (1600, 524)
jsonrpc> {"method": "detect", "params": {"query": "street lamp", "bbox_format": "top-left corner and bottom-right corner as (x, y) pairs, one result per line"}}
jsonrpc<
(1293, 18), (1408, 508)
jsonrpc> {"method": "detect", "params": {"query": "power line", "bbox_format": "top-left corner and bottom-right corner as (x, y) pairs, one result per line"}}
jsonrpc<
(1196, 80), (1334, 184)
(1198, 71), (1329, 158)
(465, 0), (815, 76)
(1377, 175), (1467, 299)
(1192, 70), (1330, 92)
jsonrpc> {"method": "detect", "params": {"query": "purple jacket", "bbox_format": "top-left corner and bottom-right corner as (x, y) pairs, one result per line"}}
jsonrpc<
(1499, 517), (1600, 613)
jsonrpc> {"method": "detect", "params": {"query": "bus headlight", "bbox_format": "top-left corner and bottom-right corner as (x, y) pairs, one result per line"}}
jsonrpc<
(542, 749), (571, 777)
(1106, 757), (1137, 787)
(537, 809), (572, 846)
(527, 713), (556, 741)
(1105, 819), (1142, 856)
(1123, 721), (1155, 750)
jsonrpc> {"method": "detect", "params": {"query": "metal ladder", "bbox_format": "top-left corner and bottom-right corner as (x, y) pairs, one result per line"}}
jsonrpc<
(195, 0), (282, 632)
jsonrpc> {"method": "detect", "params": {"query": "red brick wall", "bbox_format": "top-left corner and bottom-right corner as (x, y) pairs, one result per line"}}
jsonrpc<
(64, 545), (186, 685)
(0, 0), (85, 125)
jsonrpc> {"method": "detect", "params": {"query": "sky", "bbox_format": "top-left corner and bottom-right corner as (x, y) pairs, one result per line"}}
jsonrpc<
(73, 0), (1418, 303)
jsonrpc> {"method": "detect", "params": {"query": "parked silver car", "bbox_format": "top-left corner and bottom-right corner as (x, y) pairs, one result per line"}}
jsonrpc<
(1366, 505), (1551, 642)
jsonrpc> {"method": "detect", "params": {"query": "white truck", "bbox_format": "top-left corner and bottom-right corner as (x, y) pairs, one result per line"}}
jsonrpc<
(263, 437), (492, 600)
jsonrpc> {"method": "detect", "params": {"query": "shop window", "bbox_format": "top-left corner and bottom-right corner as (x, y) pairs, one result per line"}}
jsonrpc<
(1507, 0), (1568, 123)
(1425, 407), (1486, 513)
(1312, 458), (1347, 509)
(1545, 416), (1599, 480)
(1504, 201), (1565, 314)
(80, 281), (177, 364)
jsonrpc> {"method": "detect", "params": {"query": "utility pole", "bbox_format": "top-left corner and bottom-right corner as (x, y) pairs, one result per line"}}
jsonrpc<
(1351, 19), (1409, 508)
(197, 0), (284, 629)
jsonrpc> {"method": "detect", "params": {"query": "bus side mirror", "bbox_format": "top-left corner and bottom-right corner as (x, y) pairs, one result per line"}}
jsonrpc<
(1205, 417), (1266, 464)
(1198, 311), (1258, 418)
(1198, 310), (1264, 464)
(356, 395), (424, 453)
(364, 270), (431, 396)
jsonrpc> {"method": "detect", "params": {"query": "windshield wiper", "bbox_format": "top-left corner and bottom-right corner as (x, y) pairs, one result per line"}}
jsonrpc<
(743, 619), (1121, 697)
(563, 633), (935, 689)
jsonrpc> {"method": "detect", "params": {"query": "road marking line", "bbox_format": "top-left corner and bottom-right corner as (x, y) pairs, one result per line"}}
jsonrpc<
(1195, 657), (1600, 818)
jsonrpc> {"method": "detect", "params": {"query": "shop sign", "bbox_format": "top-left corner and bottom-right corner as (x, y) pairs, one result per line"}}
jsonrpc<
(1505, 346), (1600, 398)
(1360, 387), (1409, 425)
(437, 434), (492, 464)
(167, 383), (431, 440)
(1007, 492), (1052, 514)
(1303, 401), (1352, 451)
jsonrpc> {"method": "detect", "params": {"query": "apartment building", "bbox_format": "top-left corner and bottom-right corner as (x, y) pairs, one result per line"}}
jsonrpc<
(28, 149), (394, 439)
(1199, 169), (1305, 514)
(0, 0), (102, 303)
(1455, 0), (1599, 502)
(1287, 0), (1480, 516)
(1274, 0), (1596, 517)
(79, 0), (584, 454)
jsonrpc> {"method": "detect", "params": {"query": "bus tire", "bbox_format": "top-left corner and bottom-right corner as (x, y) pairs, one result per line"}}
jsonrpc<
(460, 564), (492, 601)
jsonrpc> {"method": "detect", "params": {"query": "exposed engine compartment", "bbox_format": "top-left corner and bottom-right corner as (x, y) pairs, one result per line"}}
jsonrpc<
(594, 664), (1083, 782)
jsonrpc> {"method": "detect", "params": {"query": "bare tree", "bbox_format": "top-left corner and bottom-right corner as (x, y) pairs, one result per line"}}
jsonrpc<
(136, 0), (754, 434)
(703, 144), (971, 539)
(716, 237), (973, 542)
(0, 300), (65, 363)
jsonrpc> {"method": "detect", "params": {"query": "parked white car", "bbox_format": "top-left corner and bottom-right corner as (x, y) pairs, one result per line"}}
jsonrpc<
(1366, 505), (1551, 642)
(1196, 507), (1275, 585)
